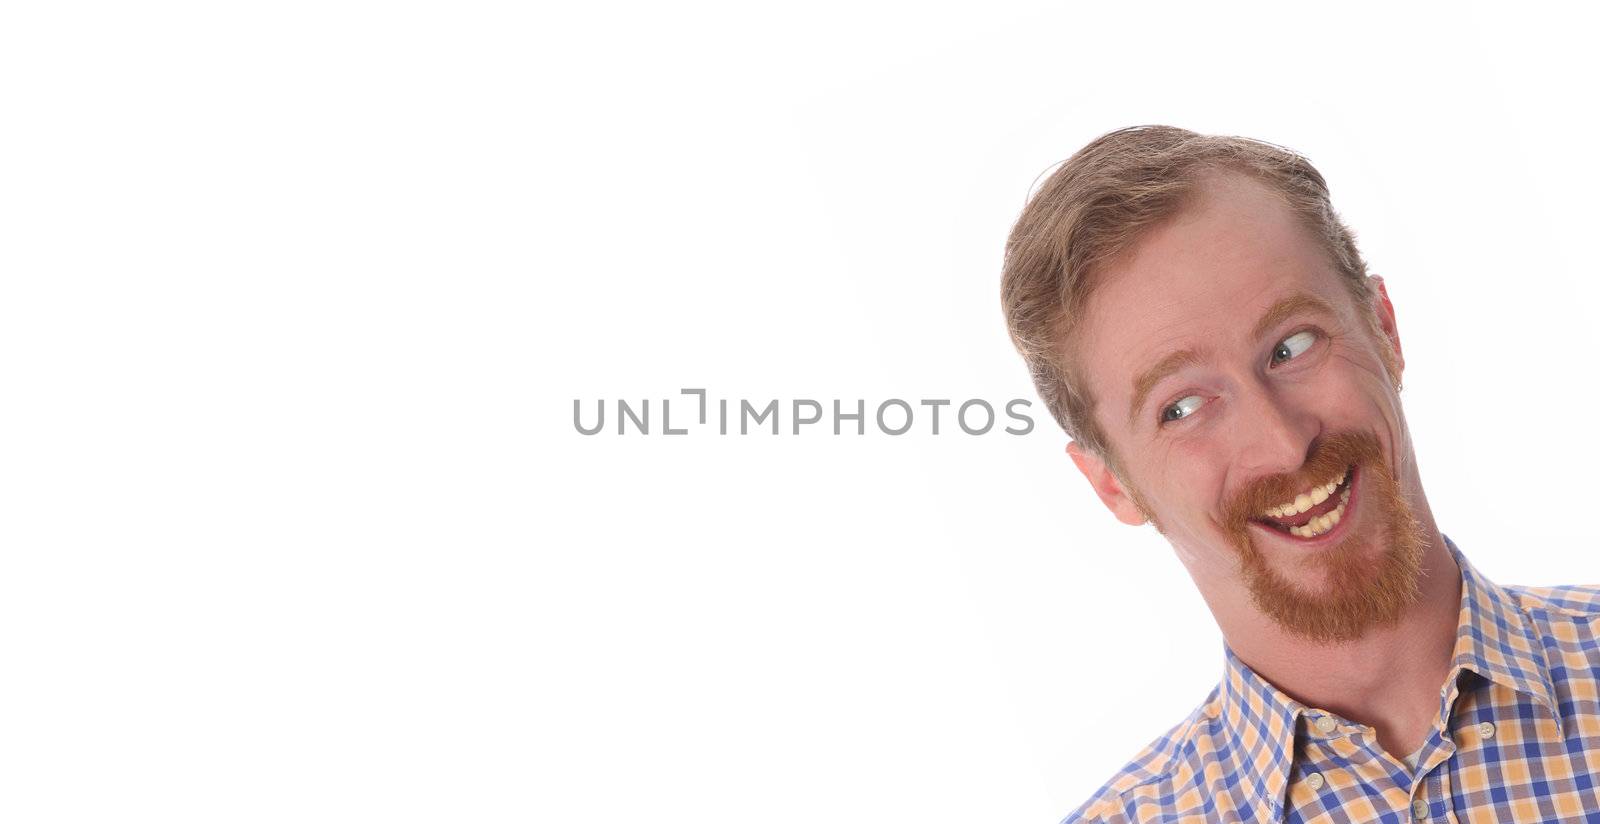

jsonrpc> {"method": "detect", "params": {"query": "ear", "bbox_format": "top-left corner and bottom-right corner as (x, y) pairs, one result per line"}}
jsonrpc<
(1369, 275), (1406, 377)
(1066, 441), (1149, 526)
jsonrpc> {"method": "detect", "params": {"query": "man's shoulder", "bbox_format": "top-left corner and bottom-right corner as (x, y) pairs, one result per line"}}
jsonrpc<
(1504, 580), (1600, 620)
(1502, 581), (1600, 671)
(1059, 689), (1229, 824)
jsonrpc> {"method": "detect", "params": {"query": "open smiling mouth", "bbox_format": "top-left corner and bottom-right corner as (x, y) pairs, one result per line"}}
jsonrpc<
(1250, 464), (1358, 541)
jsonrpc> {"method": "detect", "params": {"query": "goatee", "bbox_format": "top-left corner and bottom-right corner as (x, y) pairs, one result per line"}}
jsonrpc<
(1220, 430), (1429, 643)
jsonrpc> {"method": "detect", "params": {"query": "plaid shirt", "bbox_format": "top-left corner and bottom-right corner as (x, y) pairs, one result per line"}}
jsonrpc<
(1067, 537), (1600, 823)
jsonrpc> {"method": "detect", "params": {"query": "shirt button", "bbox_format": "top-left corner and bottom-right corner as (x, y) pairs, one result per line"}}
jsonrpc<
(1412, 798), (1429, 819)
(1478, 721), (1496, 739)
(1305, 772), (1324, 790)
(1315, 715), (1337, 734)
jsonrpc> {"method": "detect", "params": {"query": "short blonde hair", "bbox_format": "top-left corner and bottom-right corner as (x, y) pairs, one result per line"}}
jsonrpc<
(999, 125), (1377, 463)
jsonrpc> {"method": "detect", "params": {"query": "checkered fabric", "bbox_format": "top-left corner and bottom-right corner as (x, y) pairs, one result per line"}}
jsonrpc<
(1066, 536), (1600, 823)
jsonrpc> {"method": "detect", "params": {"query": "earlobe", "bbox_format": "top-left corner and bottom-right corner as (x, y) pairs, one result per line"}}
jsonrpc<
(1066, 441), (1149, 527)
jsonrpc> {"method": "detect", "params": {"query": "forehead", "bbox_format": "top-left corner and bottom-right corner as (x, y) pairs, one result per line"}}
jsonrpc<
(1072, 172), (1354, 418)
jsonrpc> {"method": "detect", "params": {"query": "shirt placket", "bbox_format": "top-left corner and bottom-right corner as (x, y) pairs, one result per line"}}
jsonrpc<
(1411, 764), (1457, 823)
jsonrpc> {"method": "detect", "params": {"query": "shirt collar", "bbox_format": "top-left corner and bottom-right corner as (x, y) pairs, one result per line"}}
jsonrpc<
(1441, 535), (1563, 735)
(1217, 645), (1304, 819)
(1214, 534), (1562, 817)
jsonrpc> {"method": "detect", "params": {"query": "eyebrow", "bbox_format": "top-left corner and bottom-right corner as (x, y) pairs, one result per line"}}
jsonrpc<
(1128, 348), (1206, 426)
(1126, 292), (1341, 425)
(1249, 292), (1339, 344)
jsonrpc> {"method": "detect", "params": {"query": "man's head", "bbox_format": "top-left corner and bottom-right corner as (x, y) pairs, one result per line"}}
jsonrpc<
(1001, 126), (1425, 643)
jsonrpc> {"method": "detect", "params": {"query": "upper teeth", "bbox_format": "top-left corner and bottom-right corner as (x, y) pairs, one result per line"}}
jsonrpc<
(1262, 468), (1348, 518)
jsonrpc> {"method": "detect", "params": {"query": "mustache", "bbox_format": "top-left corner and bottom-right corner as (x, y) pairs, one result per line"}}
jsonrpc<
(1221, 431), (1384, 530)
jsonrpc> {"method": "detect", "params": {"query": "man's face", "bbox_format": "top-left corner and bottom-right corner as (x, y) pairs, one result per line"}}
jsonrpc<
(1069, 171), (1426, 643)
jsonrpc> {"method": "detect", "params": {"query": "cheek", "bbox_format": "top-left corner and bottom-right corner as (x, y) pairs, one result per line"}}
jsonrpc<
(1327, 348), (1402, 418)
(1142, 450), (1225, 523)
(1330, 335), (1396, 393)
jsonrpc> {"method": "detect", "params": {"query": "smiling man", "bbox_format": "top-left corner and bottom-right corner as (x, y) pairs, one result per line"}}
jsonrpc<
(1000, 126), (1600, 822)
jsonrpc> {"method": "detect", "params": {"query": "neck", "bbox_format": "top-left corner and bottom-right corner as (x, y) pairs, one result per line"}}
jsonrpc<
(1213, 517), (1460, 759)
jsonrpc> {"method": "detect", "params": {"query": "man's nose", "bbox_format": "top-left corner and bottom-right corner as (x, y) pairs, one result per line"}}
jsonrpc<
(1233, 381), (1318, 478)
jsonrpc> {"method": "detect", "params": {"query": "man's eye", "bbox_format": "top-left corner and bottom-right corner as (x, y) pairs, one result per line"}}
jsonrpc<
(1160, 395), (1203, 424)
(1271, 330), (1317, 366)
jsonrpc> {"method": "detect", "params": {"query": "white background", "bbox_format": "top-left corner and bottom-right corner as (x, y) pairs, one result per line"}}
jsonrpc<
(4, 2), (1599, 822)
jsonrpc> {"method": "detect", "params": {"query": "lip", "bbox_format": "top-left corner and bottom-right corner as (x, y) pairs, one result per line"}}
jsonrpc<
(1248, 463), (1361, 548)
